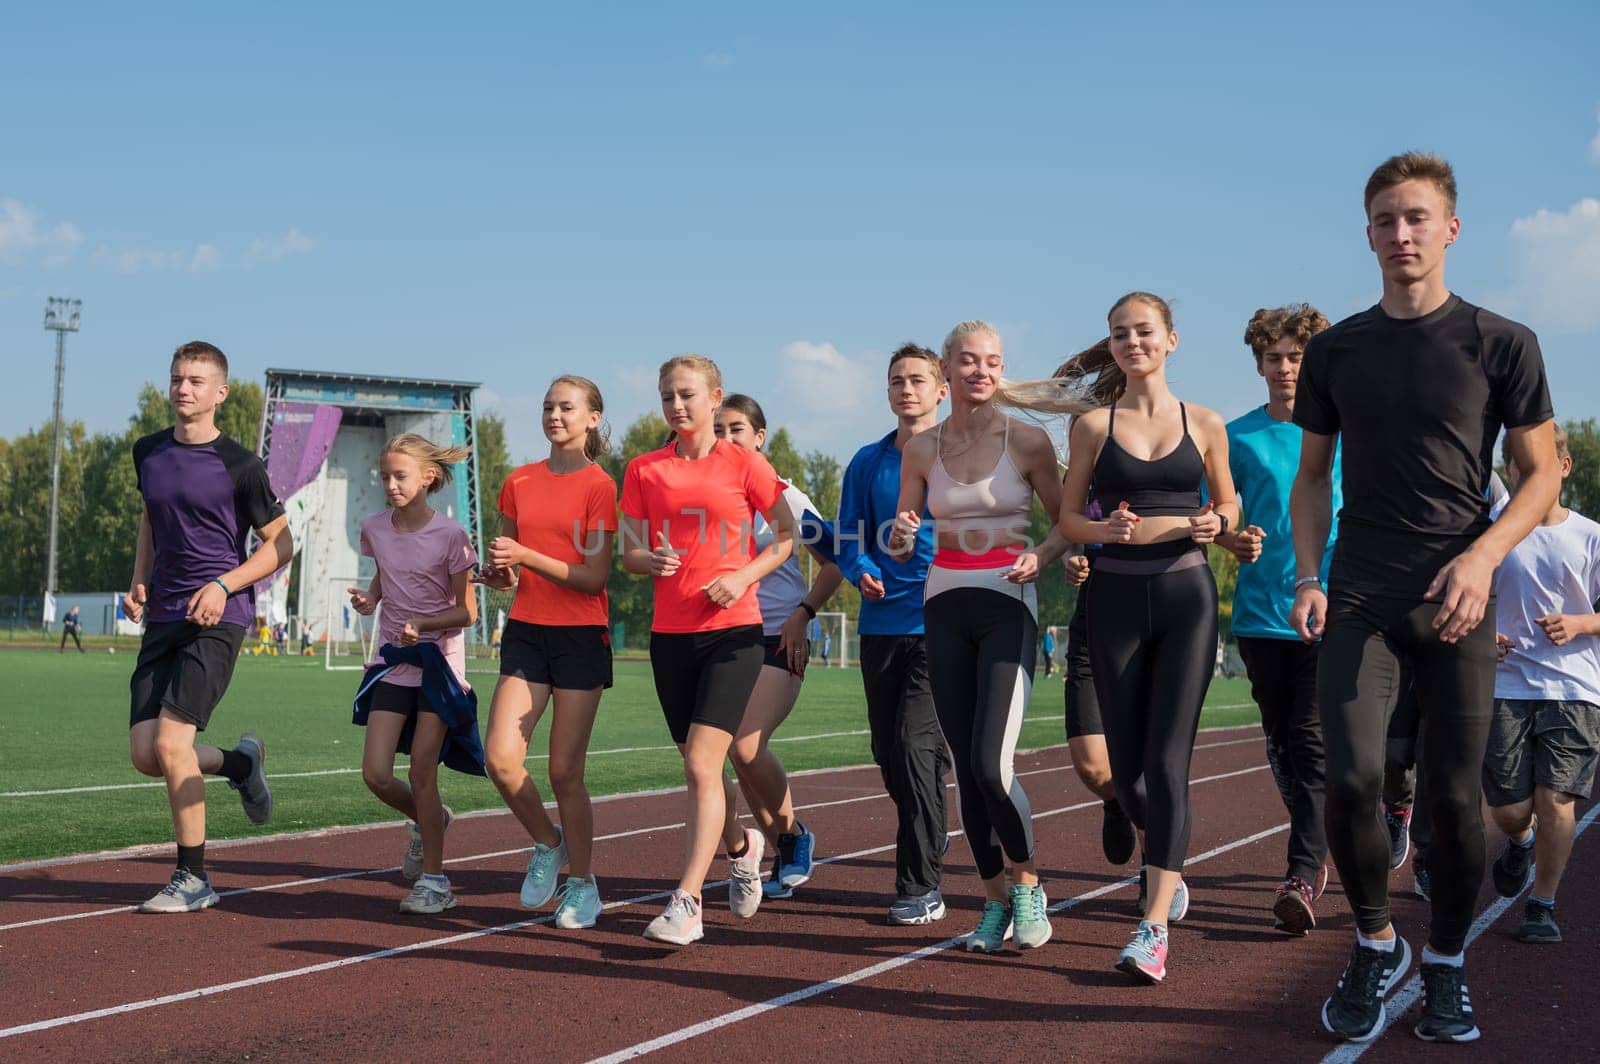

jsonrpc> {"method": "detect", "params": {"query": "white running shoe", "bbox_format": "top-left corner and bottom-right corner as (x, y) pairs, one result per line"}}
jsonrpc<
(399, 877), (457, 914)
(403, 806), (453, 881)
(728, 828), (765, 919)
(643, 890), (703, 945)
(138, 868), (219, 914)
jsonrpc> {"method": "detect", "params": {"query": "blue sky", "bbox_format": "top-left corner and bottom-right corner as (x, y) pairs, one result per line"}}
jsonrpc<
(3, 2), (1597, 466)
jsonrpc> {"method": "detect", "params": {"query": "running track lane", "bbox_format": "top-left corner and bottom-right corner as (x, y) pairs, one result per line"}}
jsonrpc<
(4, 738), (1593, 1061)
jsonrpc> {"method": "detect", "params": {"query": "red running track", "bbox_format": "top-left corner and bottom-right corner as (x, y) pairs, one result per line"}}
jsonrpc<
(0, 730), (1594, 1063)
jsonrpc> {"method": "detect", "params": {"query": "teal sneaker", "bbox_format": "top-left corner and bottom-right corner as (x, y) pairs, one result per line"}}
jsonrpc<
(1169, 876), (1190, 922)
(553, 875), (602, 929)
(519, 829), (568, 909)
(965, 899), (1013, 953)
(1010, 883), (1052, 949)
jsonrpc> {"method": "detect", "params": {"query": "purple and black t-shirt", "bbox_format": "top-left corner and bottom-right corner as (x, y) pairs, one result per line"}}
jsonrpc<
(133, 428), (285, 629)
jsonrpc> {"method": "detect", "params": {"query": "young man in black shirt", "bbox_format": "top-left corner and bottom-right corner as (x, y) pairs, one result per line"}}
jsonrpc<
(1290, 152), (1560, 1044)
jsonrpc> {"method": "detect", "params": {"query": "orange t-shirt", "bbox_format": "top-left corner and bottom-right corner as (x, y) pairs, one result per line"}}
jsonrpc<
(620, 441), (784, 634)
(498, 461), (615, 627)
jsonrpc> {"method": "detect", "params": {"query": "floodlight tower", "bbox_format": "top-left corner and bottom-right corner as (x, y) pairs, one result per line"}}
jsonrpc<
(42, 297), (82, 615)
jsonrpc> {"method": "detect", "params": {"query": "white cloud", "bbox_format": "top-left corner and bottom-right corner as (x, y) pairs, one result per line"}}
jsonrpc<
(0, 198), (82, 266)
(247, 227), (315, 264)
(95, 243), (227, 274)
(1498, 197), (1600, 334)
(701, 50), (733, 71)
(772, 340), (879, 453)
(190, 244), (223, 272)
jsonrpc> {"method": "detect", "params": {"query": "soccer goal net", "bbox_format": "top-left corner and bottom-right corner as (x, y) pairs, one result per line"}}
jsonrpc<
(812, 611), (853, 669)
(324, 577), (379, 672)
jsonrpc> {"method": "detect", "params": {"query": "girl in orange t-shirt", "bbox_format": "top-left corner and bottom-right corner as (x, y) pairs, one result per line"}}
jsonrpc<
(620, 355), (797, 946)
(477, 375), (616, 931)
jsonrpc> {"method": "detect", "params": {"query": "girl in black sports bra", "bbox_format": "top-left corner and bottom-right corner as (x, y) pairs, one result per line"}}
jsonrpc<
(1058, 292), (1240, 985)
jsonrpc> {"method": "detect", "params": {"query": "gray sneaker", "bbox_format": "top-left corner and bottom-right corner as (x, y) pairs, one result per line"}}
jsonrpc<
(403, 806), (453, 881)
(229, 733), (272, 825)
(139, 868), (219, 914)
(399, 877), (457, 914)
(519, 828), (568, 908)
(887, 890), (946, 925)
(643, 889), (704, 945)
(727, 828), (765, 919)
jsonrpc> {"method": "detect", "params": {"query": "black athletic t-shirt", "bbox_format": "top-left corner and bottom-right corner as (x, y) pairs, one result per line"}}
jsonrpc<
(1294, 295), (1552, 599)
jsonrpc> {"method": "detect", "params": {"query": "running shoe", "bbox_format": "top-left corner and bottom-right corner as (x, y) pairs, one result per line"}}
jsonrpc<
(1313, 863), (1330, 901)
(1491, 828), (1536, 898)
(887, 890), (946, 925)
(553, 875), (602, 929)
(1320, 936), (1412, 1042)
(1273, 875), (1317, 936)
(778, 824), (816, 888)
(643, 890), (703, 945)
(229, 732), (273, 825)
(1168, 876), (1190, 923)
(403, 806), (454, 881)
(1414, 963), (1480, 1042)
(138, 868), (219, 914)
(399, 877), (457, 914)
(1010, 883), (1052, 949)
(1516, 899), (1561, 944)
(1115, 920), (1168, 984)
(1383, 803), (1412, 870)
(1102, 799), (1136, 865)
(763, 848), (794, 900)
(728, 827), (765, 918)
(519, 827), (568, 908)
(965, 899), (1013, 953)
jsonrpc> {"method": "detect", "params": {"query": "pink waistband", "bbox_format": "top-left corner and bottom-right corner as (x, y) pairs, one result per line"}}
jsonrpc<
(933, 546), (1019, 570)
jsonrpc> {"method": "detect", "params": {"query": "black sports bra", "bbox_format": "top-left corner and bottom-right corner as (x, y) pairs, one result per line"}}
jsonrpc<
(1091, 402), (1205, 517)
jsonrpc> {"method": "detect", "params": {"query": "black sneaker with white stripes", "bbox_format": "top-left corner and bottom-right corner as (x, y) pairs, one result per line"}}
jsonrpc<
(1414, 963), (1480, 1042)
(1321, 936), (1412, 1042)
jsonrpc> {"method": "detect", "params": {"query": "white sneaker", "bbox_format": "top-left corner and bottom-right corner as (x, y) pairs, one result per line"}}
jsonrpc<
(138, 868), (219, 914)
(643, 890), (703, 945)
(403, 806), (453, 881)
(728, 828), (765, 919)
(553, 875), (602, 929)
(399, 877), (457, 914)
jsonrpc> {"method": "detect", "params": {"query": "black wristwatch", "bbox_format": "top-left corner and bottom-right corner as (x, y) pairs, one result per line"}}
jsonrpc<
(796, 602), (817, 619)
(1218, 514), (1230, 535)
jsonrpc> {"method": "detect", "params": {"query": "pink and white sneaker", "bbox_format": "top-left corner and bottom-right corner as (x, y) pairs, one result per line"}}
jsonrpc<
(1116, 920), (1169, 984)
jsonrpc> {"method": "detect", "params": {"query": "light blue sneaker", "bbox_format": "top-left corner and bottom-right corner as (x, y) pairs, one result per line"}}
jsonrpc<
(1116, 920), (1169, 983)
(520, 829), (568, 909)
(553, 875), (602, 929)
(1010, 883), (1052, 949)
(965, 899), (1013, 953)
(1169, 876), (1190, 923)
(887, 890), (945, 925)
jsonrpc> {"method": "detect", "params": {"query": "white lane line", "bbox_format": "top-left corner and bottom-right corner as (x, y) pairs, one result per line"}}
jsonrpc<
(0, 762), (1271, 1039)
(0, 734), (1264, 931)
(1, 709), (1261, 799)
(586, 805), (1287, 1062)
(1319, 800), (1600, 1064)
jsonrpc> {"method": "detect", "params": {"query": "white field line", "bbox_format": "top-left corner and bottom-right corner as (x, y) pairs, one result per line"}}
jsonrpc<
(0, 735), (1266, 933)
(1319, 800), (1600, 1064)
(586, 803), (1286, 1062)
(0, 707), (1259, 800)
(0, 760), (1272, 1042)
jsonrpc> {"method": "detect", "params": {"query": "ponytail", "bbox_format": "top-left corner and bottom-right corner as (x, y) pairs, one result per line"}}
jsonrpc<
(549, 374), (611, 461)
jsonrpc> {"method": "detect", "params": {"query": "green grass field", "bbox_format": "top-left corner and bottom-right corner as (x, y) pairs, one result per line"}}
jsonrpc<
(0, 650), (1260, 863)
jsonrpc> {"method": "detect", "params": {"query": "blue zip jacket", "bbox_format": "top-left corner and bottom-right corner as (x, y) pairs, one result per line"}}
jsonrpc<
(835, 430), (934, 636)
(353, 642), (486, 777)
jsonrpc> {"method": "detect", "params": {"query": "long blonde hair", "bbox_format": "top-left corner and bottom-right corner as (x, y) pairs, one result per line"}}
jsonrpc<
(992, 338), (1123, 415)
(380, 433), (472, 494)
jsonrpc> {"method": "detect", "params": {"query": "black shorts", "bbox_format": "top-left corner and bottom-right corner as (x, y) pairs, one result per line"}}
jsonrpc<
(1483, 698), (1600, 803)
(367, 680), (443, 718)
(650, 625), (765, 744)
(499, 619), (613, 690)
(1063, 582), (1102, 738)
(761, 633), (808, 673)
(129, 621), (247, 732)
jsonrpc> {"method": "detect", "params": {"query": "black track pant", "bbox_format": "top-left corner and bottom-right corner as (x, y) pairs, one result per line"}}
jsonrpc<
(1382, 674), (1432, 856)
(924, 582), (1036, 882)
(1087, 553), (1217, 871)
(61, 626), (83, 651)
(1318, 595), (1495, 954)
(1237, 637), (1328, 882)
(859, 635), (949, 897)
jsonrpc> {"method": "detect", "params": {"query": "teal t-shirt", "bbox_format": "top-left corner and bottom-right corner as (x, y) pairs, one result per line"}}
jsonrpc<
(1227, 405), (1340, 640)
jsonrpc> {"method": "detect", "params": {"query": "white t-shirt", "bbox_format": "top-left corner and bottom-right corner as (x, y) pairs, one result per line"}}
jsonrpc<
(1491, 505), (1600, 704)
(754, 482), (819, 637)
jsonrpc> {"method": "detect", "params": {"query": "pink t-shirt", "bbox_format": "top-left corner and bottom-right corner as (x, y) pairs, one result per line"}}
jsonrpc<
(359, 509), (478, 688)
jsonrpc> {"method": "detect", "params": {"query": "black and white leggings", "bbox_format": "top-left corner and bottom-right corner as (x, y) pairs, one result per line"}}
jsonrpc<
(924, 566), (1037, 882)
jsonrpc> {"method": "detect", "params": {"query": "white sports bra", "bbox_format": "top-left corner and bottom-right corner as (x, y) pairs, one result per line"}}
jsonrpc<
(927, 417), (1033, 535)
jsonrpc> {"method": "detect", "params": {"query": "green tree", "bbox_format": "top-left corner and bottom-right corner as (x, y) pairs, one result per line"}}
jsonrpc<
(474, 412), (512, 544)
(1210, 546), (1238, 641)
(217, 379), (264, 446)
(802, 450), (842, 522)
(1562, 418), (1600, 517)
(601, 413), (671, 647)
(764, 428), (806, 489)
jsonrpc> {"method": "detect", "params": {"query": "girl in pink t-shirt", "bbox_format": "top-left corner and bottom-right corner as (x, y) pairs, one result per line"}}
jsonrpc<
(348, 434), (478, 915)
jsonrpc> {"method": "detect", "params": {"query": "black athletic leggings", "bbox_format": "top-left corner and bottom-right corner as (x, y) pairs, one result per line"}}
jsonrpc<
(1086, 545), (1217, 871)
(1318, 595), (1495, 954)
(924, 575), (1037, 882)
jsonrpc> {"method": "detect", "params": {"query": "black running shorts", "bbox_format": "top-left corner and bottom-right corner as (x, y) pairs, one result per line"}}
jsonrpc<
(499, 619), (614, 691)
(129, 621), (247, 732)
(649, 625), (765, 744)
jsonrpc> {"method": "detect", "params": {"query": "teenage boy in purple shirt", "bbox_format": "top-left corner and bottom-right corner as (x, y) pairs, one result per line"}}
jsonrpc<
(124, 341), (293, 913)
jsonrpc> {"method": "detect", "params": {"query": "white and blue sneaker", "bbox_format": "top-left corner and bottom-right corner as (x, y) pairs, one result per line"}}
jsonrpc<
(763, 850), (794, 900)
(778, 825), (817, 888)
(520, 828), (569, 909)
